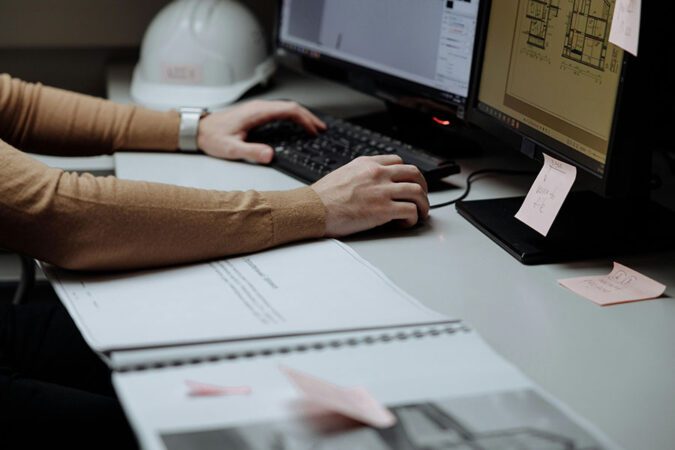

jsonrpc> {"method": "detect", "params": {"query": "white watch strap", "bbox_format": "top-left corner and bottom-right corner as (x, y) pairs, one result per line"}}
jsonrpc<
(178, 107), (205, 152)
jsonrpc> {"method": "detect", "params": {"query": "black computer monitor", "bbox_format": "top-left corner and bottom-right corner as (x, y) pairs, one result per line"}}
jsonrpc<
(459, 0), (675, 264)
(278, 0), (483, 124)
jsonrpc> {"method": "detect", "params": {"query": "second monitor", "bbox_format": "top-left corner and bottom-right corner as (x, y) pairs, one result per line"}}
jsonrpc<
(459, 0), (675, 263)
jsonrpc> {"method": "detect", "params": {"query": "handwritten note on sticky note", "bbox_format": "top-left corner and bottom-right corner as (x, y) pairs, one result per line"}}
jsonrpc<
(515, 154), (577, 236)
(280, 365), (396, 428)
(609, 0), (641, 56)
(185, 380), (252, 397)
(558, 262), (666, 306)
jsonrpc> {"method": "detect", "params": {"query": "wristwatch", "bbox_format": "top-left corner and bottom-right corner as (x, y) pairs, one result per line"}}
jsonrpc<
(178, 107), (208, 152)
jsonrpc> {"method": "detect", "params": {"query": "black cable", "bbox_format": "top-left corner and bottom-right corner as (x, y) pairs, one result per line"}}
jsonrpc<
(430, 169), (537, 209)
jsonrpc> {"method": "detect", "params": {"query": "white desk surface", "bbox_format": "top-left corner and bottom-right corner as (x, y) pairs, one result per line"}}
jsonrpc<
(114, 150), (675, 450)
(27, 153), (114, 172)
(110, 64), (674, 450)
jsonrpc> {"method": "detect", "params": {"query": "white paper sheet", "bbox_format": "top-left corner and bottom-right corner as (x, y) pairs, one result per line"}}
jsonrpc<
(46, 239), (448, 352)
(609, 0), (641, 56)
(113, 328), (617, 450)
(515, 154), (577, 236)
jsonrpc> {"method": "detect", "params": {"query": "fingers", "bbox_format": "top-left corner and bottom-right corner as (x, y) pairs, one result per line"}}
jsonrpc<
(219, 139), (274, 164)
(368, 154), (404, 166)
(389, 202), (419, 228)
(388, 164), (428, 193)
(199, 101), (325, 164)
(358, 156), (429, 223)
(242, 100), (327, 135)
(388, 183), (430, 221)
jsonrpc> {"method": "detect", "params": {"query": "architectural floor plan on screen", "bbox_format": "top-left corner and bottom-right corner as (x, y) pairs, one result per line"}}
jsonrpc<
(525, 0), (561, 50)
(502, 0), (622, 163)
(159, 389), (604, 450)
(561, 0), (612, 71)
(518, 0), (620, 77)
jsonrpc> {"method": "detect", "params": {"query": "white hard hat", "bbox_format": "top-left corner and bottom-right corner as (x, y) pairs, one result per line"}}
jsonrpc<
(131, 0), (275, 110)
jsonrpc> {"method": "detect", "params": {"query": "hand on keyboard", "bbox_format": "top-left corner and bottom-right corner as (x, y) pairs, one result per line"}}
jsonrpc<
(196, 100), (326, 164)
(311, 155), (430, 237)
(247, 112), (459, 184)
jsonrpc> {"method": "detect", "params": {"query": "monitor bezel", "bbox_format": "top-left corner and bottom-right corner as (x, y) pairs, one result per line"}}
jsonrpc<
(466, 0), (643, 198)
(276, 0), (486, 121)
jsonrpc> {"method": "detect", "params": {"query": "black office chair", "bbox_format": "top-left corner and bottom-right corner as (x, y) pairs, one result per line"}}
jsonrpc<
(13, 255), (36, 305)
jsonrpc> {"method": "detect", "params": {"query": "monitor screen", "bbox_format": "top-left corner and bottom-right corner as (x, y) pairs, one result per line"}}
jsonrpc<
(474, 0), (625, 176)
(279, 0), (481, 114)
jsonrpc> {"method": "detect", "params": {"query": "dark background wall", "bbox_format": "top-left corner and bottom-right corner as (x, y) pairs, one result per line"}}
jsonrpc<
(0, 0), (278, 96)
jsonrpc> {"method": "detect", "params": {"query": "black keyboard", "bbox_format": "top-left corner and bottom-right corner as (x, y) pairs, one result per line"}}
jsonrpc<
(248, 114), (460, 183)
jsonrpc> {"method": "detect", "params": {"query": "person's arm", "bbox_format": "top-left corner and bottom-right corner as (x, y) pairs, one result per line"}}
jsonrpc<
(1, 141), (428, 272)
(0, 74), (326, 161)
(0, 75), (429, 272)
(0, 140), (326, 271)
(0, 74), (180, 156)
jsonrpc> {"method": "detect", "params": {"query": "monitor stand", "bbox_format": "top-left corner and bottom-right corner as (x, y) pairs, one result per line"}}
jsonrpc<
(456, 191), (675, 264)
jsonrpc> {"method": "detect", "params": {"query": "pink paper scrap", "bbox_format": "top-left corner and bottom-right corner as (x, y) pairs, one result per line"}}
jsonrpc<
(185, 380), (252, 397)
(558, 262), (666, 306)
(280, 365), (397, 428)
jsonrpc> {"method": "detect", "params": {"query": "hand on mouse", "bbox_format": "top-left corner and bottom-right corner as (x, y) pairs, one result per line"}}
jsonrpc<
(311, 155), (430, 237)
(197, 100), (326, 164)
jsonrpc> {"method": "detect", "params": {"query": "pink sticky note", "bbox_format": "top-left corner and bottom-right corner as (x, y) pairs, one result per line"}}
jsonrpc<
(609, 0), (641, 56)
(185, 380), (252, 397)
(516, 154), (577, 236)
(558, 262), (666, 306)
(280, 365), (397, 428)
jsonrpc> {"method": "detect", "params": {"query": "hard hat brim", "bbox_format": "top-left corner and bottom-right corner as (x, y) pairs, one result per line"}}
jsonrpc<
(130, 59), (276, 111)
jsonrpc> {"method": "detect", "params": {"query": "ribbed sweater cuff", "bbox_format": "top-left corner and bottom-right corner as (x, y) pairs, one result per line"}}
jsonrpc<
(264, 187), (326, 245)
(126, 108), (180, 151)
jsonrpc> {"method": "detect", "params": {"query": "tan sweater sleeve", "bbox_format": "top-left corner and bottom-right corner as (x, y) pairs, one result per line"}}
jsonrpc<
(0, 140), (326, 271)
(0, 73), (179, 156)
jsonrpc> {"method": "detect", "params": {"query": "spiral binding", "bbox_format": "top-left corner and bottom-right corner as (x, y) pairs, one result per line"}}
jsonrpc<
(120, 322), (470, 373)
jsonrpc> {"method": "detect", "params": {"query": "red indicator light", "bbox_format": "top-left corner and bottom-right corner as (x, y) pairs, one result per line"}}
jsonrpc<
(432, 116), (451, 126)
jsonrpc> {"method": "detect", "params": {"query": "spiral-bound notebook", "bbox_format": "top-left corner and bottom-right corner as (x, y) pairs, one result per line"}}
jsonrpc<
(45, 239), (617, 449)
(112, 322), (616, 450)
(45, 239), (450, 356)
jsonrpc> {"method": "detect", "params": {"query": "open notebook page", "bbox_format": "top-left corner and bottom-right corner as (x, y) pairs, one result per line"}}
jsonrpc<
(113, 327), (617, 450)
(46, 239), (448, 352)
